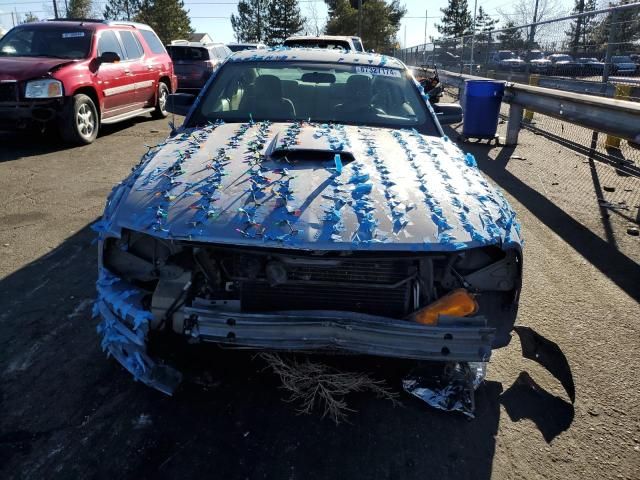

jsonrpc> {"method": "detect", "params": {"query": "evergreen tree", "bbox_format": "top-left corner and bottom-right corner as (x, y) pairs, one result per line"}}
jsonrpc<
(324, 0), (405, 52)
(565, 0), (597, 54)
(590, 1), (640, 53)
(474, 6), (498, 42)
(104, 0), (141, 21)
(475, 7), (498, 34)
(265, 0), (305, 44)
(66, 0), (95, 18)
(135, 0), (192, 44)
(436, 0), (473, 38)
(231, 0), (270, 43)
(497, 21), (525, 50)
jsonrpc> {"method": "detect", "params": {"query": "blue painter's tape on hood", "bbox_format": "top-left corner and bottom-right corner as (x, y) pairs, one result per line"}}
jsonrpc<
(101, 122), (522, 252)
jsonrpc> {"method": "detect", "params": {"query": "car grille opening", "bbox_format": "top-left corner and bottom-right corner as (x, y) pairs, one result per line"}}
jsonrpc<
(0, 83), (18, 102)
(229, 254), (415, 317)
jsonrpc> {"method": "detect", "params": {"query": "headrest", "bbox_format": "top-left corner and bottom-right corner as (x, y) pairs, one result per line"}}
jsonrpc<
(255, 75), (282, 98)
(346, 75), (371, 94)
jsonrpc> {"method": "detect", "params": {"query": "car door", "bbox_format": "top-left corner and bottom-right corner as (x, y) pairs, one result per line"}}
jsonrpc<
(116, 29), (155, 107)
(95, 29), (136, 117)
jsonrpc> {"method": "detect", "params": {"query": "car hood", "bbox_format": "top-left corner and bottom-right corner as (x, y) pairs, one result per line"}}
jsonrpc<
(501, 58), (524, 64)
(531, 59), (551, 64)
(0, 56), (76, 81)
(98, 122), (522, 252)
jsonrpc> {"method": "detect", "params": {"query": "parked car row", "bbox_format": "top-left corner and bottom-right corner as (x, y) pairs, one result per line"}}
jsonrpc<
(488, 49), (639, 76)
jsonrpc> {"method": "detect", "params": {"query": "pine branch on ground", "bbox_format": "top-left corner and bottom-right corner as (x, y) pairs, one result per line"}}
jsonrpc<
(260, 353), (400, 424)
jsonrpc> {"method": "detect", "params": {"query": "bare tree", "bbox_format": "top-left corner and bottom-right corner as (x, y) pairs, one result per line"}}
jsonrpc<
(499, 0), (566, 25)
(303, 0), (325, 36)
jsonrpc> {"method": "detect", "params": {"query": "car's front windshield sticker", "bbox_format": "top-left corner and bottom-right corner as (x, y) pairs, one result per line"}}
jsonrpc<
(355, 65), (401, 77)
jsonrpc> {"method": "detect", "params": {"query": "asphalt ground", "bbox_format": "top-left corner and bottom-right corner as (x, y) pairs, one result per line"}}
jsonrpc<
(1, 115), (639, 479)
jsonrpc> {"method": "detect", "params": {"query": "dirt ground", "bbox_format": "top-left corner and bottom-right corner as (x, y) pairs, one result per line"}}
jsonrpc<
(1, 116), (638, 479)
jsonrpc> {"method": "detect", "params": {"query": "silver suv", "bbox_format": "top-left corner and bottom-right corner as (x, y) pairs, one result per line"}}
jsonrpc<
(283, 35), (364, 52)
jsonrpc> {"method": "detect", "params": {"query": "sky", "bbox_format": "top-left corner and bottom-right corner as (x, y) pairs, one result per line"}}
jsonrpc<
(0, 0), (576, 47)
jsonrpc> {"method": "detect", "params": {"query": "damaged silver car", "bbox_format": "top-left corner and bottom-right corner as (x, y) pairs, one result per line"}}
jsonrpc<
(93, 48), (523, 395)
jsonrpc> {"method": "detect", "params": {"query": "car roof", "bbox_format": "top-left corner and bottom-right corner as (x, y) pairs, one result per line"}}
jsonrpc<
(228, 47), (403, 68)
(28, 19), (151, 31)
(228, 42), (266, 47)
(169, 41), (227, 48)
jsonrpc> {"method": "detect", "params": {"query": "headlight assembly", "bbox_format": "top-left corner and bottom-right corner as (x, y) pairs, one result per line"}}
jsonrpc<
(24, 79), (63, 99)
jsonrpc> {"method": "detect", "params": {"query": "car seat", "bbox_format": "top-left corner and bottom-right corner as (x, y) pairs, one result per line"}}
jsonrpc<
(244, 75), (296, 119)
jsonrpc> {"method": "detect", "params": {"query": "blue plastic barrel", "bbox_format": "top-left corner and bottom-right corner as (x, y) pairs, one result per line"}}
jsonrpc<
(462, 80), (505, 139)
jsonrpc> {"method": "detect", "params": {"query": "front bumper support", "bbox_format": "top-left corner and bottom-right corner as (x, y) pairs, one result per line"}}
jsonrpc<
(183, 306), (495, 362)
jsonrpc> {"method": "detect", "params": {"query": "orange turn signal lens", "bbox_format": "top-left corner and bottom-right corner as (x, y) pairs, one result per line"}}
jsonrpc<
(408, 289), (479, 325)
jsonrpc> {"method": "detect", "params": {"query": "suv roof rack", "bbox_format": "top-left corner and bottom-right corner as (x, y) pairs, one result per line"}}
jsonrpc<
(105, 21), (150, 29)
(46, 18), (106, 23)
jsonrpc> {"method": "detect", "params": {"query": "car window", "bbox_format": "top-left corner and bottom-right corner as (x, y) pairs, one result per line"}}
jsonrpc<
(139, 29), (166, 54)
(228, 44), (250, 52)
(190, 61), (437, 136)
(612, 56), (632, 62)
(352, 38), (364, 52)
(97, 30), (125, 59)
(0, 26), (91, 59)
(118, 30), (143, 60)
(167, 46), (209, 61)
(283, 39), (351, 50)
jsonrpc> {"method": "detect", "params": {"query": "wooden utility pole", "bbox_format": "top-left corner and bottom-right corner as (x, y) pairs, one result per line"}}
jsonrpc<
(52, 0), (59, 19)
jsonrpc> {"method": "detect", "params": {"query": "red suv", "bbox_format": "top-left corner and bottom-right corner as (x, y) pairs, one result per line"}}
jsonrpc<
(0, 20), (177, 144)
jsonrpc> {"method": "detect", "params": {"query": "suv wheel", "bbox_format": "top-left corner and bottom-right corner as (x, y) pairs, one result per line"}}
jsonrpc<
(60, 94), (99, 145)
(152, 82), (169, 119)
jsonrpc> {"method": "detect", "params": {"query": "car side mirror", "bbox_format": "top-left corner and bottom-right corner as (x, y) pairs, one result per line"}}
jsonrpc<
(98, 51), (121, 64)
(433, 103), (463, 125)
(166, 93), (196, 116)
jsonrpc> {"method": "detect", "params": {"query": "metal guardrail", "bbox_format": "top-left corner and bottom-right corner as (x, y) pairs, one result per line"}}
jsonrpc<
(436, 70), (640, 146)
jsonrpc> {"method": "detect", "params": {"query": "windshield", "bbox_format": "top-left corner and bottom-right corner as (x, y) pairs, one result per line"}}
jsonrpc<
(612, 56), (632, 62)
(188, 62), (437, 135)
(228, 44), (257, 52)
(553, 55), (573, 62)
(498, 51), (517, 60)
(167, 46), (210, 61)
(283, 39), (351, 50)
(529, 52), (545, 60)
(0, 26), (92, 59)
(578, 58), (598, 63)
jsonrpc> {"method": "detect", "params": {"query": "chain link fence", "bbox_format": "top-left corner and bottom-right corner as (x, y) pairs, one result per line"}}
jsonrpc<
(399, 2), (640, 176)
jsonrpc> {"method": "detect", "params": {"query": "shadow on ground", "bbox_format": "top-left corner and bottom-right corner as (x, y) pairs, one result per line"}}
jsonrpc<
(0, 117), (161, 163)
(447, 128), (640, 302)
(0, 224), (575, 479)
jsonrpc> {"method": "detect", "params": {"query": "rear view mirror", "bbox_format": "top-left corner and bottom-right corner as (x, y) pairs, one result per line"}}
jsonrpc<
(166, 93), (195, 116)
(300, 72), (336, 84)
(98, 51), (120, 64)
(433, 103), (463, 125)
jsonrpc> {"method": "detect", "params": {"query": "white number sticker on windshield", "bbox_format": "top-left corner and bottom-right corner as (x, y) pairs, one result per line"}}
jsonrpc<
(355, 66), (401, 77)
(62, 32), (85, 38)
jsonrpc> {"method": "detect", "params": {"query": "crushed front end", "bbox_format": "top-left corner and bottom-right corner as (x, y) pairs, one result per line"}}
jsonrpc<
(96, 229), (521, 394)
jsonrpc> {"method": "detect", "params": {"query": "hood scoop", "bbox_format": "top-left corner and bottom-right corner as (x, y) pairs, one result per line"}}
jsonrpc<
(265, 124), (356, 164)
(269, 148), (355, 164)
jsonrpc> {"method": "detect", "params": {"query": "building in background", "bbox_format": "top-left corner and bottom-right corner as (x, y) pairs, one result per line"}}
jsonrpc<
(189, 33), (213, 43)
